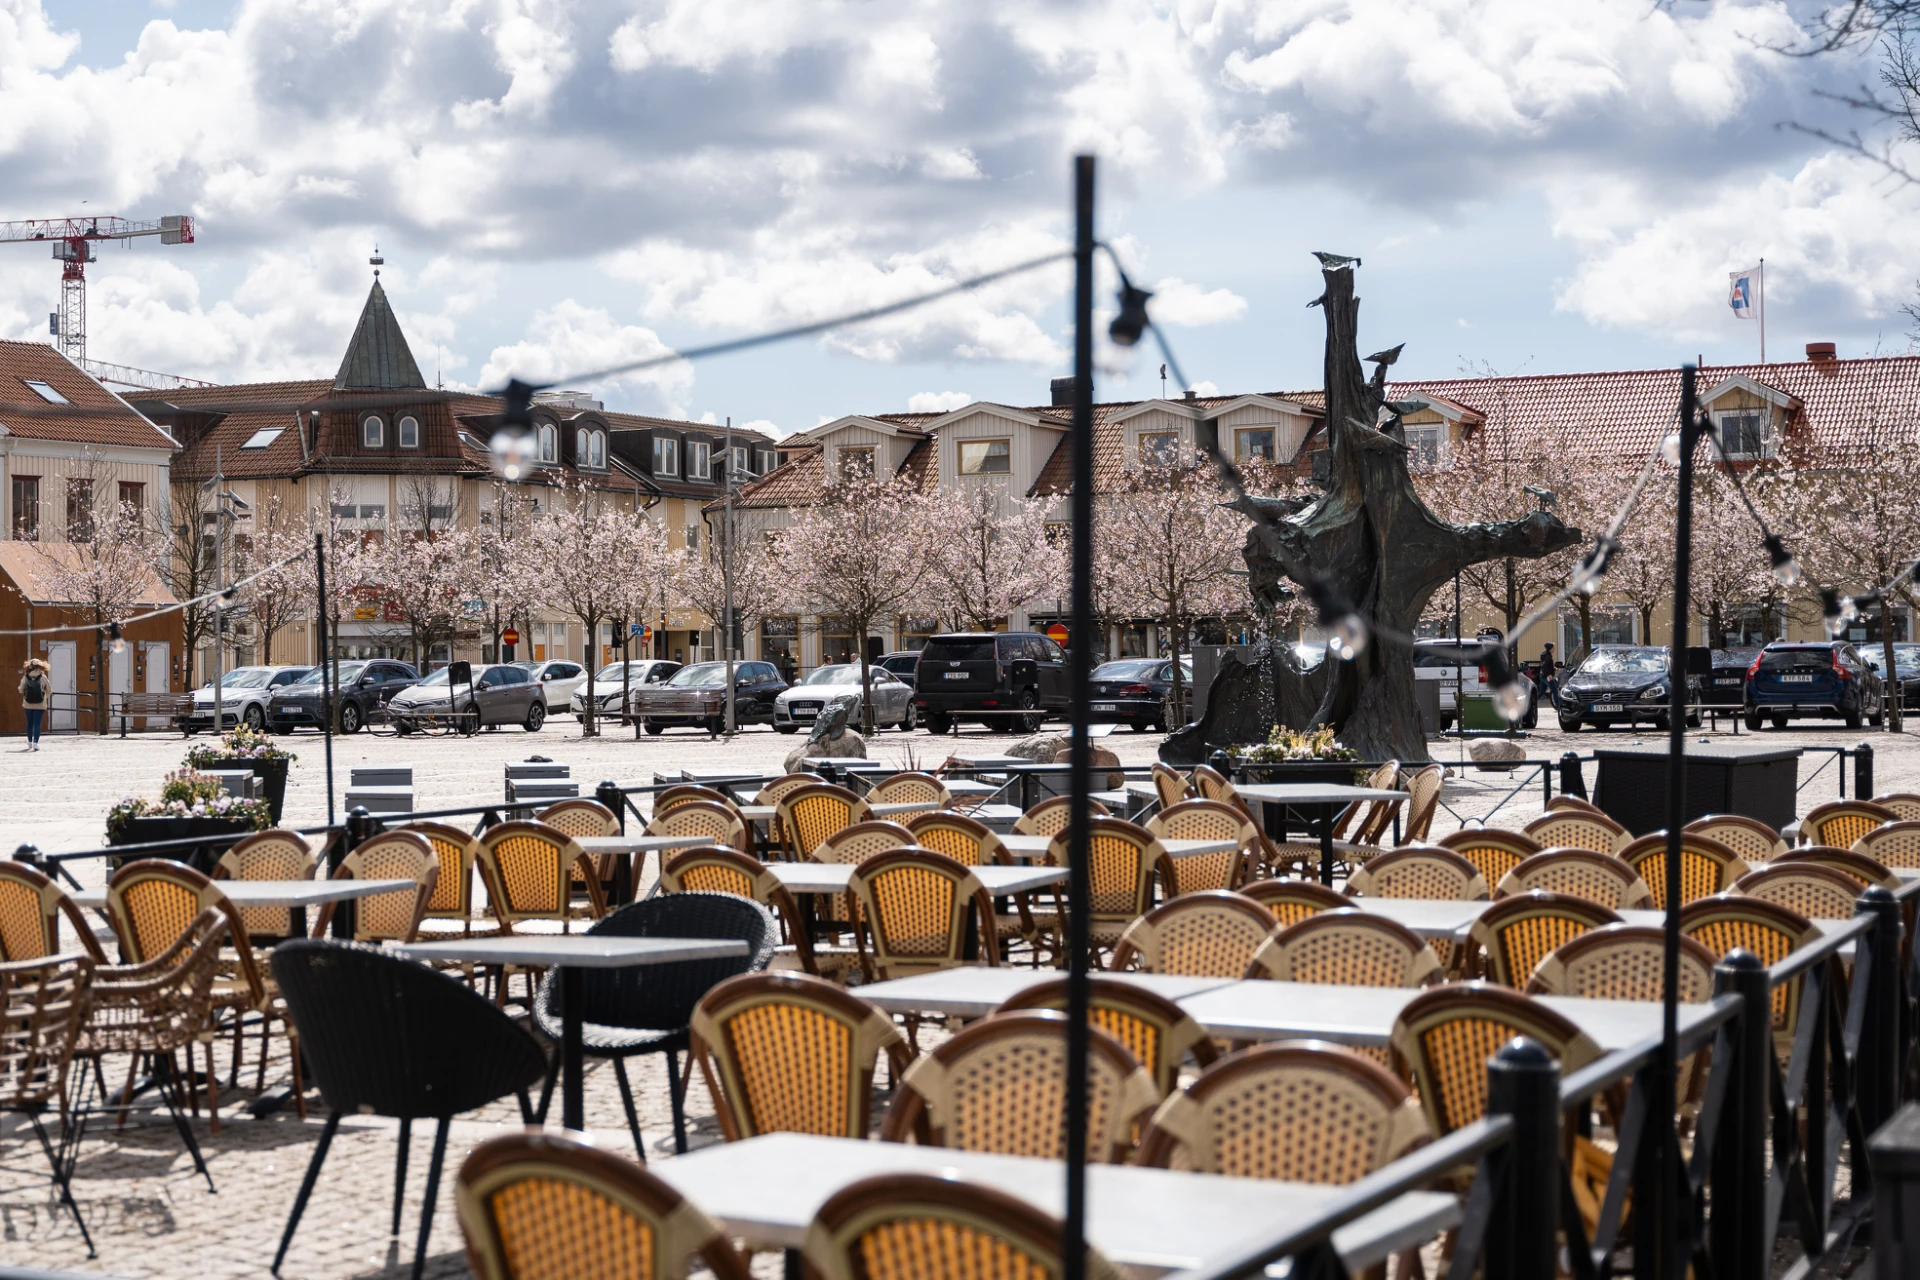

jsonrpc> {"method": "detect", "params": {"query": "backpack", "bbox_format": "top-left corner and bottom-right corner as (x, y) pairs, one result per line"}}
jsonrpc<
(22, 676), (42, 703)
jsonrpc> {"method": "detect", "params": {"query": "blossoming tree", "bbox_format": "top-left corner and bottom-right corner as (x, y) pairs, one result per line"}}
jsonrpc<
(919, 486), (1066, 631)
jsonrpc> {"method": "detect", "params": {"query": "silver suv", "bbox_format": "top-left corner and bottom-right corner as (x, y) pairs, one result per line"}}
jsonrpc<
(186, 665), (313, 733)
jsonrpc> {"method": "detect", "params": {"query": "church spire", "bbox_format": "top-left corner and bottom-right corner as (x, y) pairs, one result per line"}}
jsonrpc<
(333, 269), (425, 392)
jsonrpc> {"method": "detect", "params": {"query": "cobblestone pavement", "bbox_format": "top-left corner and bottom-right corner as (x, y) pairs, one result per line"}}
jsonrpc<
(1, 713), (1910, 1275)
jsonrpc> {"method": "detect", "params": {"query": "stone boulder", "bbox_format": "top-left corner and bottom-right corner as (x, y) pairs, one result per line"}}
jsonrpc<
(783, 728), (866, 774)
(1467, 737), (1525, 770)
(1052, 744), (1124, 789)
(1008, 732), (1069, 763)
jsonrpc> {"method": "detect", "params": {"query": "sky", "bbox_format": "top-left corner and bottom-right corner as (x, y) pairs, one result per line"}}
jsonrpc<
(2, 0), (1916, 437)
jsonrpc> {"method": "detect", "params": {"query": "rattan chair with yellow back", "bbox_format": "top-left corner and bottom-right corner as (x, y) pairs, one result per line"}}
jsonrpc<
(1247, 910), (1442, 988)
(1400, 763), (1446, 843)
(810, 819), (915, 943)
(647, 799), (755, 859)
(1188, 764), (1296, 876)
(1618, 832), (1749, 911)
(213, 828), (317, 941)
(1189, 763), (1234, 804)
(903, 811), (1007, 866)
(1146, 799), (1258, 893)
(1152, 762), (1194, 809)
(1527, 925), (1719, 1001)
(996, 975), (1218, 1097)
(1683, 814), (1787, 865)
(1239, 879), (1355, 927)
(1390, 985), (1602, 1138)
(474, 820), (604, 933)
(1522, 809), (1632, 855)
(1774, 845), (1901, 890)
(1680, 895), (1823, 1052)
(879, 1010), (1159, 1162)
(690, 971), (907, 1142)
(1109, 891), (1277, 979)
(456, 1129), (752, 1280)
(1851, 819), (1920, 869)
(401, 821), (490, 937)
(1495, 848), (1653, 910)
(1348, 844), (1491, 901)
(868, 772), (952, 808)
(753, 772), (825, 858)
(0, 861), (104, 967)
(538, 798), (622, 902)
(1137, 1041), (1426, 1184)
(1045, 817), (1166, 963)
(653, 784), (735, 816)
(2, 948), (96, 1248)
(1461, 891), (1623, 986)
(660, 845), (827, 978)
(776, 783), (873, 860)
(1328, 760), (1400, 842)
(310, 830), (439, 943)
(1545, 795), (1603, 815)
(1435, 827), (1544, 887)
(1799, 800), (1897, 849)
(1012, 794), (1110, 838)
(1872, 792), (1920, 821)
(1733, 863), (1865, 919)
(847, 847), (998, 985)
(801, 1172), (1126, 1280)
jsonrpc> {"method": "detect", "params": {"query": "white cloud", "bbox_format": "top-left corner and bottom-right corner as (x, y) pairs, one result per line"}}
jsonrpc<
(907, 390), (973, 412)
(1148, 277), (1248, 327)
(478, 301), (693, 413)
(1187, 379), (1219, 397)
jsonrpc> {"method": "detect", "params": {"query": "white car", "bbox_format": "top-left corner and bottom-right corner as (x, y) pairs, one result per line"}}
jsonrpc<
(568, 659), (683, 718)
(514, 660), (590, 713)
(186, 665), (313, 733)
(774, 663), (916, 733)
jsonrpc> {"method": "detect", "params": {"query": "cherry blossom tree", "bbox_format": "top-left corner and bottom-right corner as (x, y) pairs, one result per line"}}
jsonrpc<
(40, 494), (155, 733)
(1607, 473), (1677, 645)
(470, 483), (547, 665)
(919, 486), (1066, 631)
(1687, 468), (1777, 651)
(361, 488), (474, 670)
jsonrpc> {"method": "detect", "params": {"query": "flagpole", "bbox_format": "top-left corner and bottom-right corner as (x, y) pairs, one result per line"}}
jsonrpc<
(1759, 257), (1766, 363)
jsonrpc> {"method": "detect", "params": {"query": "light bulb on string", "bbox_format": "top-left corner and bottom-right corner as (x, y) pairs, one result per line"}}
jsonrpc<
(1820, 588), (1852, 639)
(1571, 536), (1614, 597)
(1660, 433), (1683, 466)
(1327, 613), (1369, 661)
(105, 621), (125, 656)
(1765, 534), (1802, 588)
(1494, 677), (1530, 723)
(1108, 281), (1154, 348)
(490, 429), (537, 482)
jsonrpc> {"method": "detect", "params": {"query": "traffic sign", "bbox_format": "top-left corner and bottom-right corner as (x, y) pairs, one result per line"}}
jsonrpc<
(502, 627), (520, 646)
(1045, 623), (1069, 645)
(630, 622), (644, 637)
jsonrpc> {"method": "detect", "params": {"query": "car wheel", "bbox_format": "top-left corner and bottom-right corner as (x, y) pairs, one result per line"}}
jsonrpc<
(1685, 712), (1701, 728)
(1871, 702), (1885, 727)
(462, 703), (482, 735)
(394, 720), (414, 736)
(706, 716), (725, 735)
(1557, 716), (1582, 732)
(775, 724), (798, 734)
(525, 700), (546, 732)
(1014, 690), (1040, 734)
(897, 703), (917, 732)
(644, 720), (665, 736)
(1129, 719), (1147, 732)
(925, 712), (952, 735)
(339, 702), (363, 735)
(242, 704), (265, 732)
(1845, 702), (1863, 729)
(1771, 714), (1788, 729)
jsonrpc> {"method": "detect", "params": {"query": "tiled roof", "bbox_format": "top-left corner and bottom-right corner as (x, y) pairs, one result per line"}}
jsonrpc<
(0, 341), (177, 452)
(334, 282), (426, 391)
(0, 540), (176, 607)
(730, 445), (825, 510)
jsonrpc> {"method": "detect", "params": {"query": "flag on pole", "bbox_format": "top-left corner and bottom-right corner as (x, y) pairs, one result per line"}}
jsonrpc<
(1729, 265), (1762, 319)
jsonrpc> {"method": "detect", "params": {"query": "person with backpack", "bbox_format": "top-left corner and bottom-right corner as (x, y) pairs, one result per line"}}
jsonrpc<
(19, 658), (48, 751)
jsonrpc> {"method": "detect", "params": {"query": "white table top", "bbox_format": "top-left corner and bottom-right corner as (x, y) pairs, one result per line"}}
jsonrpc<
(1235, 783), (1408, 805)
(766, 862), (1066, 896)
(855, 968), (1236, 1019)
(652, 1133), (1460, 1275)
(947, 754), (1032, 767)
(736, 804), (775, 822)
(942, 779), (999, 797)
(576, 834), (717, 856)
(868, 800), (940, 816)
(71, 879), (414, 910)
(1350, 898), (1491, 939)
(386, 935), (749, 967)
(995, 834), (1238, 862)
(803, 757), (889, 769)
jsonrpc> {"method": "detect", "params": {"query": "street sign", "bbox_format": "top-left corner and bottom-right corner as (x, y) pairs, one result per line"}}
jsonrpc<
(502, 627), (521, 646)
(630, 622), (645, 637)
(1045, 623), (1069, 645)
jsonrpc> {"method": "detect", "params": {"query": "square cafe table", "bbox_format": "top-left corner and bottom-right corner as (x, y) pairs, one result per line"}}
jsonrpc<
(72, 878), (416, 941)
(653, 1132), (1461, 1275)
(1233, 783), (1409, 886)
(577, 833), (721, 903)
(387, 934), (748, 1131)
(995, 833), (1239, 864)
(857, 968), (1236, 1020)
(766, 862), (1067, 897)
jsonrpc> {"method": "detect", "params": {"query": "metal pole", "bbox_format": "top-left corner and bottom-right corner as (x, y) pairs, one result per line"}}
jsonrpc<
(1062, 153), (1096, 1280)
(1658, 362), (1699, 1280)
(314, 532), (336, 827)
(212, 445), (225, 734)
(1709, 950), (1770, 1280)
(724, 415), (737, 734)
(1484, 1038), (1560, 1280)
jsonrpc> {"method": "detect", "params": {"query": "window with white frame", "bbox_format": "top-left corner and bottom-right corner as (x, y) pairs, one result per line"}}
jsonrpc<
(690, 440), (712, 480)
(1404, 424), (1445, 471)
(538, 425), (557, 463)
(653, 436), (679, 475)
(1716, 410), (1768, 459)
(839, 446), (875, 480)
(1233, 428), (1274, 462)
(730, 445), (750, 478)
(397, 415), (420, 448)
(757, 449), (776, 474)
(1138, 432), (1178, 466)
(685, 523), (701, 552)
(958, 439), (1011, 475)
(361, 415), (385, 448)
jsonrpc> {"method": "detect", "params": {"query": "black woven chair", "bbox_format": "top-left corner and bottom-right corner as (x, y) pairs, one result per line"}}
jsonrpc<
(532, 892), (776, 1159)
(268, 940), (548, 1280)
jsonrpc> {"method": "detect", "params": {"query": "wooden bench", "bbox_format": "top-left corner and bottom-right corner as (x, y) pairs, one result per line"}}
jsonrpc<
(115, 691), (192, 736)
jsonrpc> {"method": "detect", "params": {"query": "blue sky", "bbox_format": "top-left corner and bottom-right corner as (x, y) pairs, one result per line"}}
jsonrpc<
(4, 1), (1909, 433)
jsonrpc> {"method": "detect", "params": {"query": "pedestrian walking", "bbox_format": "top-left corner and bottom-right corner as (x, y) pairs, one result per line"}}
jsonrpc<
(1539, 642), (1559, 700)
(19, 658), (49, 751)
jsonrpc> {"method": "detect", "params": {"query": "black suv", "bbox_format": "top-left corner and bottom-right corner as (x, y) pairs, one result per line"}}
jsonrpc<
(266, 659), (419, 734)
(913, 631), (1069, 734)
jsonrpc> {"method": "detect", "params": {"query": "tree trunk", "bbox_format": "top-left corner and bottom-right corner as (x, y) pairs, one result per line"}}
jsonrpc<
(1882, 630), (1903, 733)
(857, 639), (875, 736)
(581, 614), (599, 737)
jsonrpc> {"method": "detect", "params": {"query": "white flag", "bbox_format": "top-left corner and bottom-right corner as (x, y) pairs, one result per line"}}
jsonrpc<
(1729, 265), (1761, 319)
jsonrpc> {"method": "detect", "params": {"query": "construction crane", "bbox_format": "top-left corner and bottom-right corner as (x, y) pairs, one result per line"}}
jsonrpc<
(0, 214), (194, 365)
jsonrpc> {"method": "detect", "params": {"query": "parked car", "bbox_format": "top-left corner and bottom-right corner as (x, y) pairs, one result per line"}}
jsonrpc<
(874, 651), (921, 681)
(568, 659), (682, 718)
(774, 663), (916, 733)
(1555, 645), (1698, 732)
(1700, 648), (1761, 709)
(185, 665), (313, 733)
(265, 660), (418, 734)
(1413, 639), (1538, 730)
(513, 659), (589, 713)
(1860, 642), (1920, 709)
(387, 663), (548, 732)
(628, 661), (787, 734)
(1744, 641), (1885, 730)
(912, 631), (1069, 734)
(1088, 658), (1189, 731)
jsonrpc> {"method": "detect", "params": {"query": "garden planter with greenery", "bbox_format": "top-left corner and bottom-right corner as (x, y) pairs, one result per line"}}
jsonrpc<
(184, 726), (295, 822)
(107, 770), (275, 871)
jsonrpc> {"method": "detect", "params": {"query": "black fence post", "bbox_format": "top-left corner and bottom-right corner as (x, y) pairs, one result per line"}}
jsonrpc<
(10, 843), (43, 877)
(597, 780), (625, 833)
(1484, 1036), (1559, 1280)
(1710, 949), (1770, 1280)
(1559, 752), (1587, 799)
(335, 806), (378, 940)
(1855, 742), (1874, 803)
(1857, 888), (1902, 1148)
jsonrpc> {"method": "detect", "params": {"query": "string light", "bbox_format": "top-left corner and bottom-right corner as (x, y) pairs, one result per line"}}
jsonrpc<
(1570, 536), (1615, 597)
(1108, 280), (1154, 348)
(1765, 534), (1803, 587)
(105, 621), (125, 655)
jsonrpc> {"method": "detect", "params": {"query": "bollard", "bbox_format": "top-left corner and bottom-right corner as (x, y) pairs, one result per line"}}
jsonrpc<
(1209, 749), (1233, 782)
(1483, 1036), (1560, 1280)
(596, 780), (626, 833)
(1559, 751), (1587, 799)
(1856, 888), (1902, 1146)
(1855, 742), (1874, 804)
(1870, 1104), (1920, 1280)
(1710, 950), (1770, 1280)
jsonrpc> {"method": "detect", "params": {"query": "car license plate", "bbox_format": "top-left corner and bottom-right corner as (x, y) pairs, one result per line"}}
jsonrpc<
(279, 705), (300, 714)
(1715, 677), (1741, 685)
(1092, 702), (1118, 712)
(1781, 675), (1814, 683)
(794, 708), (815, 719)
(1591, 703), (1622, 713)
(942, 671), (969, 680)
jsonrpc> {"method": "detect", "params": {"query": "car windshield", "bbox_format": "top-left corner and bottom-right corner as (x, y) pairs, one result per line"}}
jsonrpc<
(1094, 660), (1161, 679)
(1413, 646), (1476, 668)
(1895, 645), (1920, 669)
(923, 639), (996, 662)
(803, 665), (861, 685)
(666, 665), (728, 687)
(219, 669), (274, 689)
(1761, 648), (1834, 672)
(594, 663), (637, 682)
(294, 662), (365, 685)
(413, 668), (453, 687)
(1577, 648), (1668, 675)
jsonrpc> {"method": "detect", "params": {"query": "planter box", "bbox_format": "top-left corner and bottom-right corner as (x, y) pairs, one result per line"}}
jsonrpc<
(1592, 744), (1802, 836)
(194, 756), (289, 822)
(107, 816), (255, 873)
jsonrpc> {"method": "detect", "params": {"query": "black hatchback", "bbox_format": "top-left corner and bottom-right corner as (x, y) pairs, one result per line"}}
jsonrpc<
(913, 632), (1068, 734)
(1745, 641), (1885, 729)
(1088, 658), (1189, 732)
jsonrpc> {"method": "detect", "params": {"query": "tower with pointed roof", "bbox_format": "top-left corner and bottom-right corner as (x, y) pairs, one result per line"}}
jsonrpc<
(333, 280), (427, 392)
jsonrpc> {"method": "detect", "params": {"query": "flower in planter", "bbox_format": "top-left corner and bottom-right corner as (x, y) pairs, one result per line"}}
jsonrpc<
(1231, 725), (1361, 764)
(107, 770), (275, 839)
(184, 724), (296, 769)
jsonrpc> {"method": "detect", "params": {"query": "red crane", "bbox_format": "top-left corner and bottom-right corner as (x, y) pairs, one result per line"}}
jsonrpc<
(0, 214), (194, 365)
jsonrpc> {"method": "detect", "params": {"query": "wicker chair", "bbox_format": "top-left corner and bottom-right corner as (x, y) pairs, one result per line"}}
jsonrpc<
(402, 821), (489, 935)
(1680, 895), (1823, 1048)
(1109, 891), (1277, 978)
(1619, 832), (1749, 910)
(474, 820), (604, 933)
(904, 810), (1008, 866)
(1147, 799), (1258, 893)
(1248, 910), (1441, 987)
(539, 799), (622, 899)
(1346, 845), (1490, 900)
(270, 940), (550, 1280)
(1528, 925), (1719, 1001)
(1390, 985), (1601, 1136)
(1138, 1042), (1425, 1183)
(648, 799), (755, 859)
(1239, 879), (1355, 926)
(1733, 864), (1864, 919)
(691, 971), (907, 1141)
(457, 1129), (751, 1280)
(1435, 828), (1544, 886)
(1013, 794), (1109, 837)
(660, 846), (825, 977)
(801, 1172), (1125, 1280)
(1851, 819), (1920, 868)
(654, 784), (735, 816)
(1190, 763), (1234, 804)
(0, 862), (104, 965)
(997, 975), (1218, 1096)
(777, 783), (874, 859)
(1400, 764), (1445, 843)
(1773, 845), (1901, 890)
(1462, 891), (1623, 987)
(310, 831), (438, 943)
(879, 1010), (1158, 1163)
(1046, 818), (1165, 962)
(1871, 793), (1920, 822)
(869, 771), (952, 808)
(1683, 814), (1787, 865)
(1, 951), (95, 1255)
(1329, 760), (1400, 841)
(847, 848), (998, 985)
(214, 828), (316, 941)
(754, 772), (826, 856)
(1545, 795), (1604, 815)
(1522, 810), (1631, 855)
(1496, 848), (1653, 910)
(1152, 762), (1193, 808)
(1799, 800), (1897, 848)
(1189, 765), (1296, 876)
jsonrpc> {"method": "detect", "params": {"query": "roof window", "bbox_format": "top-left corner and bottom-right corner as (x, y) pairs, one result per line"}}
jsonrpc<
(22, 379), (67, 405)
(241, 428), (283, 450)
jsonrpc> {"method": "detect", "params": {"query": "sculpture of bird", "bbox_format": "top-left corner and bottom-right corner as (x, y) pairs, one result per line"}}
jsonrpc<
(1313, 251), (1362, 270)
(1522, 485), (1558, 511)
(1383, 398), (1426, 417)
(1365, 344), (1405, 367)
(1306, 293), (1326, 308)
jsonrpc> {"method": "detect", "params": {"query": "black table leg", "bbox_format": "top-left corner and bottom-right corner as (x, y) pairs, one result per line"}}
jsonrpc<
(561, 967), (584, 1132)
(1319, 803), (1335, 887)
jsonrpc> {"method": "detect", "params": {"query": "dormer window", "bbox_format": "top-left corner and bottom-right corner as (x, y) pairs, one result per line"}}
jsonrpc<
(958, 439), (1011, 475)
(1716, 410), (1768, 459)
(1233, 428), (1274, 462)
(1139, 432), (1178, 466)
(589, 430), (605, 468)
(361, 415), (385, 448)
(730, 445), (750, 477)
(839, 446), (875, 480)
(1404, 424), (1445, 471)
(398, 415), (420, 448)
(538, 425), (557, 464)
(653, 436), (679, 476)
(758, 449), (776, 474)
(690, 440), (712, 480)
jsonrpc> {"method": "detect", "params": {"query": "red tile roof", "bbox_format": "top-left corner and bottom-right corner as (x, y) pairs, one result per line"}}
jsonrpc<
(0, 341), (178, 452)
